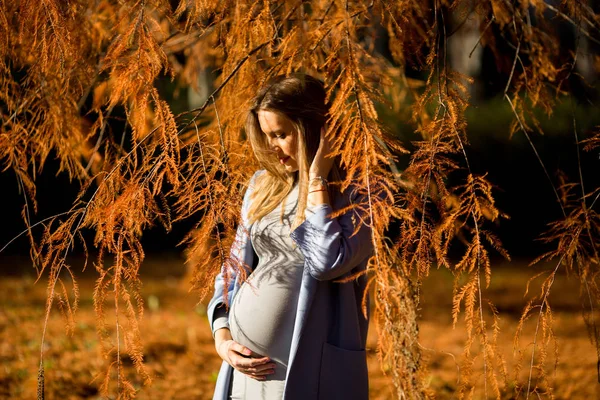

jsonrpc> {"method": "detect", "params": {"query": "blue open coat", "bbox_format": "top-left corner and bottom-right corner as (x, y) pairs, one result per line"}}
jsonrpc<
(207, 171), (373, 400)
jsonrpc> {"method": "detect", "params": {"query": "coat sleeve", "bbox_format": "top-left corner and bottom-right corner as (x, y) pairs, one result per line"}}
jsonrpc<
(206, 170), (263, 336)
(289, 190), (375, 281)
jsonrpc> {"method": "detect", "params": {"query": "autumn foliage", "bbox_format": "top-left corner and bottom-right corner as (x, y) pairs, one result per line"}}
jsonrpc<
(1, 1), (599, 399)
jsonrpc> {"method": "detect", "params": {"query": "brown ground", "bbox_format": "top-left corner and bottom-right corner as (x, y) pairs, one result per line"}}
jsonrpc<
(1, 254), (598, 399)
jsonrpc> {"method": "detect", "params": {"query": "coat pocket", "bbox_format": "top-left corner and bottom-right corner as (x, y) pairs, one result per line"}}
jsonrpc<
(318, 342), (369, 400)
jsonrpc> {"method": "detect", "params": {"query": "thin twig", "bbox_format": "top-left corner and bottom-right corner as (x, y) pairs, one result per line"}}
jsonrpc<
(344, 0), (380, 273)
(525, 227), (582, 398)
(194, 121), (226, 268)
(210, 95), (229, 176)
(15, 174), (38, 268)
(544, 3), (600, 46)
(344, 1), (406, 396)
(504, 94), (566, 217)
(0, 209), (83, 253)
(443, 2), (491, 390)
(114, 268), (121, 394)
(447, 0), (478, 38)
(310, 2), (373, 52)
(176, 41), (269, 125)
(85, 106), (114, 174)
(503, 30), (521, 96)
(572, 99), (600, 380)
(3, 87), (41, 128)
(469, 16), (494, 58)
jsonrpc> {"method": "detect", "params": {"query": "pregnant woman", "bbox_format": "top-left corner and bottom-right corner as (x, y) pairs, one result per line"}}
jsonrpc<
(207, 73), (374, 400)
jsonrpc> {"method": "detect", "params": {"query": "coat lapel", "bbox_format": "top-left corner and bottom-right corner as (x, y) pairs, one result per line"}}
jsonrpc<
(284, 264), (317, 382)
(285, 193), (347, 381)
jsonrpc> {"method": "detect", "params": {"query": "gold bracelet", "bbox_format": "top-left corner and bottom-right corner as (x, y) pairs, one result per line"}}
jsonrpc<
(308, 188), (327, 194)
(309, 176), (328, 188)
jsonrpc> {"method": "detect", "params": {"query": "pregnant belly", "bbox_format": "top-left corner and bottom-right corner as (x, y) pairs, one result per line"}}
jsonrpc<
(229, 270), (300, 366)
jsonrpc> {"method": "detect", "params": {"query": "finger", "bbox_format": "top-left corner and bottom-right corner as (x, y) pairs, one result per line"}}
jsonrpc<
(242, 368), (276, 381)
(250, 362), (277, 372)
(246, 370), (275, 381)
(246, 374), (267, 381)
(230, 353), (272, 369)
(229, 343), (271, 365)
(228, 341), (253, 357)
(227, 348), (270, 366)
(249, 368), (276, 376)
(238, 363), (277, 374)
(217, 340), (233, 355)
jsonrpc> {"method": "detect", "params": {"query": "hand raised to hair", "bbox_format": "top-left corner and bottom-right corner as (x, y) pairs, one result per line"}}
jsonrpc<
(309, 126), (334, 179)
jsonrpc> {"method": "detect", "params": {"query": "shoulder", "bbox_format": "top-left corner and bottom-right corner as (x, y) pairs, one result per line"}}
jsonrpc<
(248, 169), (266, 190)
(244, 169), (267, 199)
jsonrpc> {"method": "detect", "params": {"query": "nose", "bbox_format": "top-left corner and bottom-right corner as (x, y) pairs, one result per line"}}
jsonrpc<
(267, 136), (278, 151)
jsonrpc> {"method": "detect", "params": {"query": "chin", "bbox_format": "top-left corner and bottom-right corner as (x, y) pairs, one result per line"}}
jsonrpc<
(283, 162), (299, 173)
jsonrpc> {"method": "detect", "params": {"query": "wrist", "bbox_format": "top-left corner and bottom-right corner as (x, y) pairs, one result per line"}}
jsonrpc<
(308, 175), (328, 189)
(309, 171), (326, 180)
(214, 328), (232, 346)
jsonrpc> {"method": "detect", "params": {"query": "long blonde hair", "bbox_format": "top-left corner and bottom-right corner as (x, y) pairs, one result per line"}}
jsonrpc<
(245, 74), (340, 229)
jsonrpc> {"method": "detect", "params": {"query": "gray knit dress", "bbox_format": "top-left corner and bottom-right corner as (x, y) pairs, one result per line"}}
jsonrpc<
(228, 183), (304, 400)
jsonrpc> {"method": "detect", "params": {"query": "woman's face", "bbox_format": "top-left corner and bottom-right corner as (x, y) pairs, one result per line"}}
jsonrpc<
(257, 110), (299, 173)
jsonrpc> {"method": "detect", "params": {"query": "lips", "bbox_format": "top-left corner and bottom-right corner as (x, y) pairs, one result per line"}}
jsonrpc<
(279, 156), (290, 164)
